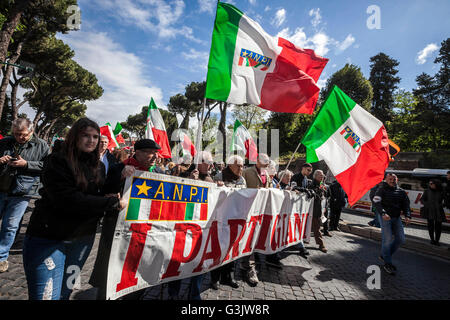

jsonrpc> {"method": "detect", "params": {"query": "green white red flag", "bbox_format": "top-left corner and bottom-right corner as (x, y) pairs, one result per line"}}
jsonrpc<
(177, 130), (196, 158)
(230, 119), (258, 162)
(145, 98), (172, 159)
(301, 85), (390, 205)
(100, 124), (119, 151)
(205, 2), (328, 114)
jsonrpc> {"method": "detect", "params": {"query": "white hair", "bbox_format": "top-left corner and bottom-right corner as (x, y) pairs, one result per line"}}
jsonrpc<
(313, 169), (324, 179)
(195, 150), (213, 164)
(11, 118), (33, 133)
(227, 154), (244, 165)
(279, 169), (293, 177)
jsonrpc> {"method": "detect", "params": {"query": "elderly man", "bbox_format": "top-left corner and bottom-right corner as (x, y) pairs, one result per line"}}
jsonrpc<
(210, 155), (246, 290)
(277, 169), (294, 189)
(308, 170), (330, 253)
(0, 118), (49, 273)
(99, 135), (117, 174)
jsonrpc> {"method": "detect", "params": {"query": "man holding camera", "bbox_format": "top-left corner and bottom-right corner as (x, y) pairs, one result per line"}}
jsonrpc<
(0, 118), (49, 273)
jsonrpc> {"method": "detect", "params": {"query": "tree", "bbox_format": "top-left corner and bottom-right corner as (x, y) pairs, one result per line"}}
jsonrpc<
(369, 52), (401, 123)
(121, 106), (178, 142)
(232, 103), (267, 132)
(320, 64), (373, 111)
(0, 0), (79, 119)
(434, 38), (450, 108)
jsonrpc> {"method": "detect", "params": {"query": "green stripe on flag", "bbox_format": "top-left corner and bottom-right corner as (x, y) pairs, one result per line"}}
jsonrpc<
(126, 198), (141, 220)
(301, 85), (357, 163)
(185, 202), (195, 220)
(205, 2), (243, 101)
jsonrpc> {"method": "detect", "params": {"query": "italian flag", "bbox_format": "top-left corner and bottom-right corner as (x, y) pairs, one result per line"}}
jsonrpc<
(301, 86), (390, 205)
(205, 2), (328, 114)
(100, 124), (119, 151)
(177, 130), (196, 158)
(145, 98), (172, 159)
(230, 119), (258, 162)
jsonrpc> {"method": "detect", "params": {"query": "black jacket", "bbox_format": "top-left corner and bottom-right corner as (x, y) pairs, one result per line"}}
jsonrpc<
(309, 179), (330, 218)
(329, 181), (346, 208)
(26, 151), (120, 240)
(373, 184), (411, 219)
(0, 134), (49, 196)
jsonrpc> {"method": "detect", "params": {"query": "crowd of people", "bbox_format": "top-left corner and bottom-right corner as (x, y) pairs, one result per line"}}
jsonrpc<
(0, 116), (449, 299)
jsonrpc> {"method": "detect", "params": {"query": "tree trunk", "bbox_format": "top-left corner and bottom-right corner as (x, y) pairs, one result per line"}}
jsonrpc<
(0, 0), (32, 63)
(0, 39), (25, 120)
(180, 113), (189, 130)
(43, 119), (57, 142)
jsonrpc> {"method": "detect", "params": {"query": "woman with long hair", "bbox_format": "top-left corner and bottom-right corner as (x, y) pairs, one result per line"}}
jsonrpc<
(420, 179), (446, 246)
(22, 118), (126, 300)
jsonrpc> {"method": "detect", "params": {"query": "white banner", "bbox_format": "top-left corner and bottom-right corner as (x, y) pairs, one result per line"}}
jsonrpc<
(106, 171), (313, 300)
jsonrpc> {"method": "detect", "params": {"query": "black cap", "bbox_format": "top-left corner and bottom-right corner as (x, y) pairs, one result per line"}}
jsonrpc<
(134, 139), (161, 150)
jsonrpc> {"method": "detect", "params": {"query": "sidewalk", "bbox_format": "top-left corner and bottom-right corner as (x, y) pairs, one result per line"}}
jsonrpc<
(340, 209), (450, 261)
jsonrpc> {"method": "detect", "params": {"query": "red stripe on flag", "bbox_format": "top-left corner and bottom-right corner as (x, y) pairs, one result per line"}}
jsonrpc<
(200, 203), (208, 220)
(244, 139), (258, 162)
(159, 201), (187, 220)
(149, 200), (162, 220)
(335, 126), (390, 206)
(152, 127), (172, 158)
(259, 37), (328, 114)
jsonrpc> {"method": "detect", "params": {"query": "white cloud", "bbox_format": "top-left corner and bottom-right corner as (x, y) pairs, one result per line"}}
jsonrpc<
(416, 43), (439, 64)
(60, 31), (164, 125)
(335, 34), (355, 54)
(249, 0), (257, 5)
(264, 5), (270, 12)
(278, 27), (330, 56)
(309, 8), (322, 29)
(272, 8), (286, 28)
(198, 0), (216, 14)
(181, 48), (210, 72)
(92, 0), (202, 42)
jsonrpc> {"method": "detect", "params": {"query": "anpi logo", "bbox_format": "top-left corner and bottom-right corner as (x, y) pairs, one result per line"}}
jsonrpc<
(340, 126), (362, 153)
(238, 49), (272, 71)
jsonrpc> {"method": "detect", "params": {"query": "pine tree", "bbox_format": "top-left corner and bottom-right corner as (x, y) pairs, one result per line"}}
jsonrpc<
(369, 53), (401, 123)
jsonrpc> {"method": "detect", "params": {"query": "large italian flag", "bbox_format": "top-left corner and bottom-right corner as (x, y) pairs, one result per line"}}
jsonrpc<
(145, 98), (172, 159)
(205, 2), (328, 114)
(230, 119), (258, 162)
(301, 86), (390, 205)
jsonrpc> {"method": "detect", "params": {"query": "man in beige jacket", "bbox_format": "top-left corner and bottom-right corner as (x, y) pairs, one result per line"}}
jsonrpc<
(240, 153), (273, 286)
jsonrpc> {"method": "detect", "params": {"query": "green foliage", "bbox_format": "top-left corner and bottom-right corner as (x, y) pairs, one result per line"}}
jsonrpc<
(232, 103), (267, 132)
(320, 64), (373, 111)
(369, 52), (401, 123)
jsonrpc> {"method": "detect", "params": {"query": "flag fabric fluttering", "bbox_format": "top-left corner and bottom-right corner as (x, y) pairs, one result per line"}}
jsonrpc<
(100, 124), (119, 151)
(205, 2), (328, 114)
(230, 119), (258, 162)
(301, 85), (390, 205)
(145, 98), (172, 159)
(177, 130), (196, 159)
(113, 122), (123, 136)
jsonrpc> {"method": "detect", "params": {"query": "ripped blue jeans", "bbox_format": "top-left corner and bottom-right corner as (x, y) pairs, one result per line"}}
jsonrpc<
(23, 234), (95, 300)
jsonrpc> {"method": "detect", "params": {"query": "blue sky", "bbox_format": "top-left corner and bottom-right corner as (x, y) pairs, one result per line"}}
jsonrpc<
(48, 0), (450, 127)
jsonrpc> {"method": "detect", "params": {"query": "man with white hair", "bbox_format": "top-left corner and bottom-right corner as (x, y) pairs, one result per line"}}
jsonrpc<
(0, 118), (49, 272)
(99, 135), (117, 174)
(308, 169), (330, 253)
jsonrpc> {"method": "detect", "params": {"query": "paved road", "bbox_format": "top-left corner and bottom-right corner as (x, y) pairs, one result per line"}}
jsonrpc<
(1, 204), (450, 300)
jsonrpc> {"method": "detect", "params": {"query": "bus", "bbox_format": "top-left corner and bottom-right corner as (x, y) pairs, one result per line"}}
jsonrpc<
(346, 168), (450, 225)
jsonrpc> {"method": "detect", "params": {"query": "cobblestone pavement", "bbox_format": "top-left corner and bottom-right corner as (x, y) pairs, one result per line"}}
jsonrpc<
(1, 204), (450, 300)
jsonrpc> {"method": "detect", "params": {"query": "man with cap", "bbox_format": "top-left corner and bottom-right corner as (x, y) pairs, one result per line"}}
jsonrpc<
(89, 138), (164, 299)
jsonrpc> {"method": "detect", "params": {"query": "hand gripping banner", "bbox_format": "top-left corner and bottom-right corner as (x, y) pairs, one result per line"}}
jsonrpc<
(106, 171), (313, 300)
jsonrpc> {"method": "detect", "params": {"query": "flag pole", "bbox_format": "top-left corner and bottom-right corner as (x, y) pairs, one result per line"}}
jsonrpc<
(276, 140), (302, 189)
(194, 97), (206, 169)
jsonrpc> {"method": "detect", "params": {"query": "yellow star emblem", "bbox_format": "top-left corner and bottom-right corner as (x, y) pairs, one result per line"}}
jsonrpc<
(136, 181), (152, 196)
